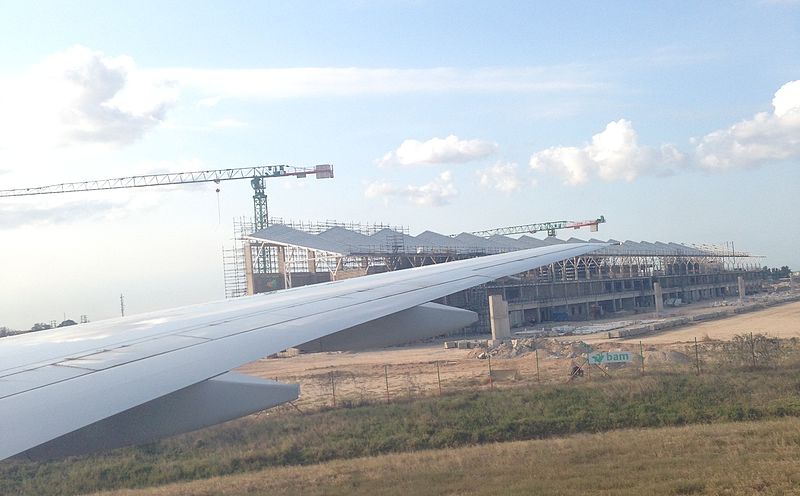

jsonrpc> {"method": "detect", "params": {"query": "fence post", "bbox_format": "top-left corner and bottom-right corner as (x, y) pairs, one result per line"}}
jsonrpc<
(694, 337), (701, 375)
(435, 361), (442, 396)
(750, 332), (756, 368)
(384, 365), (390, 404)
(535, 346), (541, 383)
(488, 355), (494, 390)
(330, 371), (336, 407)
(639, 340), (645, 375)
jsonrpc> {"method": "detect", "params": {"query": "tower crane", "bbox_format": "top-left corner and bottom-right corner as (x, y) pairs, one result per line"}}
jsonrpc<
(465, 215), (606, 238)
(0, 164), (335, 232)
(0, 164), (334, 275)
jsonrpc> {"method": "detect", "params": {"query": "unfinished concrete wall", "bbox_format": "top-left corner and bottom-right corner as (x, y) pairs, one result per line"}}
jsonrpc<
(654, 282), (664, 314)
(489, 294), (511, 340)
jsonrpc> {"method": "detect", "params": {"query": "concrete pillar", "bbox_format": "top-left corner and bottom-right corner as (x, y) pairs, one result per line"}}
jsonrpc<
(277, 247), (290, 289)
(489, 294), (511, 341)
(277, 246), (286, 274)
(654, 282), (664, 315)
(244, 241), (255, 296)
(738, 276), (745, 303)
(307, 249), (317, 273)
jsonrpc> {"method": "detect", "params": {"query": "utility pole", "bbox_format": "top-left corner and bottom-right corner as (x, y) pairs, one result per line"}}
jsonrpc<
(120, 294), (125, 318)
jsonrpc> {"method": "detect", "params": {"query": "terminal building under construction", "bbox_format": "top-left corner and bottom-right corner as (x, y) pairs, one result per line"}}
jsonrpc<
(223, 220), (764, 334)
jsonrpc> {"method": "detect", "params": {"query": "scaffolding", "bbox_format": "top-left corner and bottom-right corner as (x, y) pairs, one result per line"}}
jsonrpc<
(222, 217), (410, 298)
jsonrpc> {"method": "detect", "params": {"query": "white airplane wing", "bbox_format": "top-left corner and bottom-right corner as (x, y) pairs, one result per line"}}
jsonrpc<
(0, 243), (603, 460)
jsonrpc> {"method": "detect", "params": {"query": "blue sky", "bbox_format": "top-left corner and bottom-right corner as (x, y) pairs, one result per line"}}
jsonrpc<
(1, 1), (798, 329)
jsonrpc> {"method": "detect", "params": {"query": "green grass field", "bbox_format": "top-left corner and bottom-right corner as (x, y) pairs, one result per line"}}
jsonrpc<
(3, 354), (800, 495)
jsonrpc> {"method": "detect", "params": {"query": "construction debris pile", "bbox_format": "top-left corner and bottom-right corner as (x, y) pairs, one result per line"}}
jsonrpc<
(460, 338), (593, 360)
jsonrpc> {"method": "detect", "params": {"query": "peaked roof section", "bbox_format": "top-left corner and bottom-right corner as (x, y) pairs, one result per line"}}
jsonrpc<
(245, 224), (724, 258)
(317, 227), (373, 252)
(454, 233), (509, 253)
(415, 230), (476, 253)
(516, 236), (549, 248)
(368, 229), (420, 253)
(247, 225), (350, 255)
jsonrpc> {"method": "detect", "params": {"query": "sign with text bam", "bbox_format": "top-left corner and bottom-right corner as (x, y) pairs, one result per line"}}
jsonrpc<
(588, 351), (633, 365)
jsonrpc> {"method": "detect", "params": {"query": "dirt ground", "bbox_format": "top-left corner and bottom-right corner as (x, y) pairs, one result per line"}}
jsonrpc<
(622, 300), (800, 344)
(237, 300), (800, 410)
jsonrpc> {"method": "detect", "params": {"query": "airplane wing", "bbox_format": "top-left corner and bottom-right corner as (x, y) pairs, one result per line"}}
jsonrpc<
(0, 243), (604, 460)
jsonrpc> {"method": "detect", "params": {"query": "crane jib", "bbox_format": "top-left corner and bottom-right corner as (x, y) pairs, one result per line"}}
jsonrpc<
(0, 164), (334, 197)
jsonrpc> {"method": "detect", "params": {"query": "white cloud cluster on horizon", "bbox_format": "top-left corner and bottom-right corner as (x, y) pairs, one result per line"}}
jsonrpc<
(0, 46), (177, 150)
(476, 162), (528, 192)
(530, 80), (800, 185)
(379, 135), (497, 167)
(693, 80), (800, 169)
(364, 171), (457, 206)
(530, 119), (686, 185)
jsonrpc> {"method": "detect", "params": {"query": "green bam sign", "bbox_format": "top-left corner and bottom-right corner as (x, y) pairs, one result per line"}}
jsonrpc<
(589, 351), (633, 364)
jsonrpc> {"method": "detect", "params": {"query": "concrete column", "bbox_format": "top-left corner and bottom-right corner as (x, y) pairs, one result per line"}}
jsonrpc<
(277, 246), (286, 274)
(738, 276), (746, 303)
(654, 282), (664, 315)
(277, 247), (290, 289)
(244, 241), (255, 296)
(489, 294), (511, 341)
(307, 249), (317, 273)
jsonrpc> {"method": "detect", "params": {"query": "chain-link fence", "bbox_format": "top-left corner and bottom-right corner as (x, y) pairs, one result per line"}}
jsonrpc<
(259, 334), (800, 413)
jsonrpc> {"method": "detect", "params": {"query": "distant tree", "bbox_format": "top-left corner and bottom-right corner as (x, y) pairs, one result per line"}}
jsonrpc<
(57, 319), (78, 327)
(0, 326), (14, 338)
(30, 322), (53, 332)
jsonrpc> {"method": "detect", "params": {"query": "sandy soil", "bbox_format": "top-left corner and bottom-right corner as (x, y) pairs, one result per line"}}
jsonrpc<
(622, 300), (800, 344)
(238, 343), (569, 410)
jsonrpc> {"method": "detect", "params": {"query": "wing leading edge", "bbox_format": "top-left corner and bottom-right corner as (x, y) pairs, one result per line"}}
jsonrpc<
(0, 242), (605, 460)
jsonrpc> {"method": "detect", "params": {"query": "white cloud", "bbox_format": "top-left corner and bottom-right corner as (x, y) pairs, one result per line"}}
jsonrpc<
(159, 66), (598, 102)
(364, 171), (457, 206)
(529, 80), (800, 185)
(0, 46), (177, 150)
(379, 135), (497, 166)
(530, 119), (685, 185)
(693, 80), (800, 169)
(476, 162), (529, 192)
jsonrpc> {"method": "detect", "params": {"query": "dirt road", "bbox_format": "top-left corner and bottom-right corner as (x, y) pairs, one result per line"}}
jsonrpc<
(622, 300), (800, 344)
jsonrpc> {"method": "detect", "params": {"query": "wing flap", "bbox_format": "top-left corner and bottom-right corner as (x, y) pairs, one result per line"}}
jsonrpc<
(296, 302), (478, 352)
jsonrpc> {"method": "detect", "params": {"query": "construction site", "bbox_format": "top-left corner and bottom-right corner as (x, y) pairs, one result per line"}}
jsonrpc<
(0, 161), (770, 339)
(4, 163), (800, 496)
(223, 215), (770, 339)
